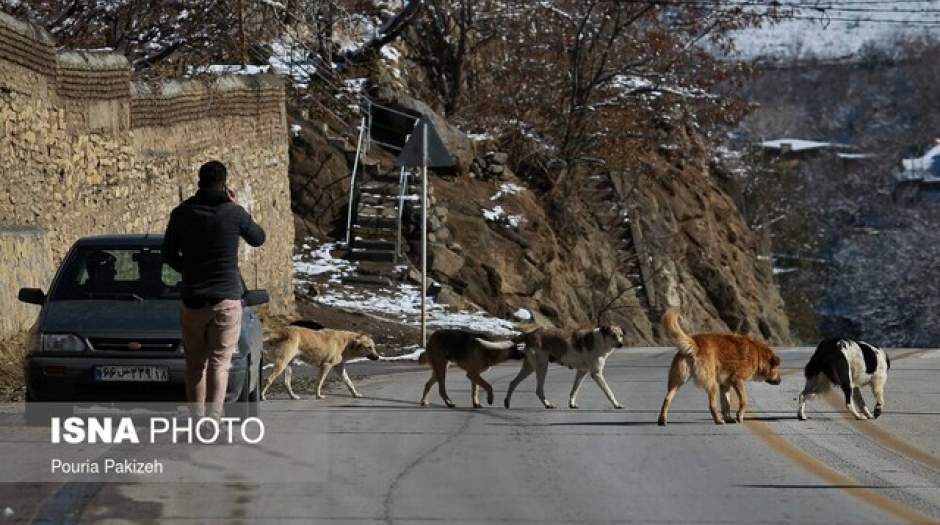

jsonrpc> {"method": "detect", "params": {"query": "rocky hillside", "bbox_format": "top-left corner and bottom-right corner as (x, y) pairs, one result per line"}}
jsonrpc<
(288, 101), (791, 345)
(280, 1), (794, 345)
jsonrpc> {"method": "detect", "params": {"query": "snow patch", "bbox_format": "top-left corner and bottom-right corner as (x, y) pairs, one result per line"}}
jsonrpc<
(189, 65), (271, 76)
(343, 78), (368, 95)
(267, 40), (314, 88)
(482, 205), (506, 222)
(348, 344), (424, 363)
(483, 205), (526, 229)
(513, 308), (532, 321)
(382, 345), (424, 361)
(293, 239), (519, 337)
(293, 241), (356, 285)
(490, 183), (525, 201)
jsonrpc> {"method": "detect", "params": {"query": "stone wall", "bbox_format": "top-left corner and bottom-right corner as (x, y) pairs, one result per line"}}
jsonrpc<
(0, 12), (295, 340)
(0, 227), (52, 336)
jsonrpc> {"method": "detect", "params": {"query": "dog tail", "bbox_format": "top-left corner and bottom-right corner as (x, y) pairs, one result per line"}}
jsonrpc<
(417, 350), (429, 365)
(663, 307), (697, 357)
(474, 338), (515, 351)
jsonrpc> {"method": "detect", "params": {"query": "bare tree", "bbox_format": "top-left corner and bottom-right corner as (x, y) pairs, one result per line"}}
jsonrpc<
(413, 0), (780, 188)
(406, 0), (501, 116)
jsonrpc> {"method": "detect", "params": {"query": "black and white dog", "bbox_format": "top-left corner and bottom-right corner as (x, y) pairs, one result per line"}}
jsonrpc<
(798, 338), (890, 421)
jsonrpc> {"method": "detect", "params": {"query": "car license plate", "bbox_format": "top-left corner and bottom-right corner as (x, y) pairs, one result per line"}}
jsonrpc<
(94, 366), (169, 382)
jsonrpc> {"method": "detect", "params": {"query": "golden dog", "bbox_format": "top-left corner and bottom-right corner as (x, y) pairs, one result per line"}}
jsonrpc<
(261, 326), (379, 401)
(657, 308), (782, 426)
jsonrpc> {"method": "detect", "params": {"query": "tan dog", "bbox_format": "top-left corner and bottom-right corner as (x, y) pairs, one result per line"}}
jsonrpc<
(419, 329), (525, 408)
(657, 308), (782, 426)
(504, 326), (625, 409)
(261, 326), (379, 401)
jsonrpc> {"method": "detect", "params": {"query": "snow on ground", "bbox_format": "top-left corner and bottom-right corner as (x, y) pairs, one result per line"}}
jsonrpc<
(490, 183), (525, 201)
(729, 1), (940, 62)
(293, 239), (520, 359)
(482, 204), (526, 229)
(483, 205), (507, 222)
(266, 40), (314, 88)
(189, 65), (272, 77)
(381, 345), (424, 361)
(343, 78), (368, 95)
(346, 344), (425, 364)
(293, 241), (356, 285)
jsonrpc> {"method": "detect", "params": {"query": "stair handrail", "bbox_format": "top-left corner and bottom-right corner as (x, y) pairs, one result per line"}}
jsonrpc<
(394, 125), (418, 263)
(396, 166), (408, 263)
(345, 115), (368, 247)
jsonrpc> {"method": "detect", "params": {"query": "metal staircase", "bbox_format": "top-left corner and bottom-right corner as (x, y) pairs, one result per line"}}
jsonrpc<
(341, 100), (421, 284)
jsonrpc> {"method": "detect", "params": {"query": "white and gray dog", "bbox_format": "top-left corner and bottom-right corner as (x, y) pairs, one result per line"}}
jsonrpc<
(504, 326), (625, 410)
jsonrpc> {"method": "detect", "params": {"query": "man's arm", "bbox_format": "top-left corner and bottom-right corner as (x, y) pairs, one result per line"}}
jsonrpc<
(161, 208), (184, 272)
(239, 208), (266, 247)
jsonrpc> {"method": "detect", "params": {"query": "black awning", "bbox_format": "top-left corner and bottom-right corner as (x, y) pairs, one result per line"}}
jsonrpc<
(394, 116), (456, 168)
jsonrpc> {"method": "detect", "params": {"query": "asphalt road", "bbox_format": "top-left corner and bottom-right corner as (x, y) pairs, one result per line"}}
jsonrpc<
(4, 347), (940, 524)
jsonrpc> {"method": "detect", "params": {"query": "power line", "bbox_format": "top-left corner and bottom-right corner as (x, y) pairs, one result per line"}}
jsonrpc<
(649, 0), (940, 12)
(783, 14), (940, 21)
(642, 0), (940, 23)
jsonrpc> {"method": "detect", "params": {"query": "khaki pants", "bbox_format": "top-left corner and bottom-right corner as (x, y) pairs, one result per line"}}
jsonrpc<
(180, 299), (242, 418)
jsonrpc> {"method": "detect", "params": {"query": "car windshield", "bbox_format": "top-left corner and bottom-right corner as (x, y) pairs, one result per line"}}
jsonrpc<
(51, 246), (182, 301)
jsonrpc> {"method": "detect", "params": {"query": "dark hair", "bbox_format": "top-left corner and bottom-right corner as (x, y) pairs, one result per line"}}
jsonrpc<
(198, 161), (227, 189)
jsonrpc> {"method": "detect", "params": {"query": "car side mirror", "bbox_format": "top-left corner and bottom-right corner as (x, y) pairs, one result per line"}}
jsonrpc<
(243, 289), (269, 306)
(18, 288), (46, 305)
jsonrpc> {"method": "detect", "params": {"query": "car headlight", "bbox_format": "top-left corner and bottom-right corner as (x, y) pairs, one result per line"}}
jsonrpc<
(41, 334), (87, 352)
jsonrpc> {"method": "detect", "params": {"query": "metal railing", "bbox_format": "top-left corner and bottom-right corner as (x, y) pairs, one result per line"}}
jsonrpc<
(395, 166), (410, 263)
(345, 116), (367, 247)
(345, 99), (420, 251)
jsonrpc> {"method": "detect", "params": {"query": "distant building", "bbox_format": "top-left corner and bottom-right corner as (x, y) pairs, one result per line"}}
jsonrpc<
(894, 140), (940, 204)
(899, 142), (940, 182)
(754, 138), (874, 166)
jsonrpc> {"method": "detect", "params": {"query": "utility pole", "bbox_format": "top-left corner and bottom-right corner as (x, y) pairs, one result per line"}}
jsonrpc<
(421, 122), (429, 349)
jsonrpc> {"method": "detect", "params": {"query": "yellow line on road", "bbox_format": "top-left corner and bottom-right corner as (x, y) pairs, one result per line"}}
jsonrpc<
(746, 348), (940, 524)
(746, 419), (940, 524)
(821, 349), (940, 472)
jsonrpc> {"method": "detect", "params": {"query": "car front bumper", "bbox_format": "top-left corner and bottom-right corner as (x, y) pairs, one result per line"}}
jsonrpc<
(25, 354), (248, 403)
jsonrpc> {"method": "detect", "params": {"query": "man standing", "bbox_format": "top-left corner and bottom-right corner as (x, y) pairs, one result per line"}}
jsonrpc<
(162, 161), (266, 418)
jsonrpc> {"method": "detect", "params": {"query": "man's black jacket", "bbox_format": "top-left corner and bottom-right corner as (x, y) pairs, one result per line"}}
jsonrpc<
(162, 189), (266, 303)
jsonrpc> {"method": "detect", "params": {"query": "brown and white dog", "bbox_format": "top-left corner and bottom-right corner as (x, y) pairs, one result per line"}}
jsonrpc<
(503, 326), (625, 409)
(261, 326), (379, 401)
(657, 308), (782, 425)
(418, 329), (525, 408)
